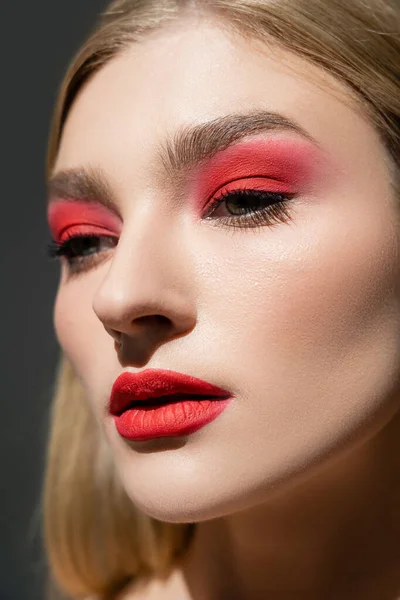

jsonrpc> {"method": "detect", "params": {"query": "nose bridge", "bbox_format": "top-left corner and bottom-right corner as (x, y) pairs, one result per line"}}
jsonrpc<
(92, 204), (196, 334)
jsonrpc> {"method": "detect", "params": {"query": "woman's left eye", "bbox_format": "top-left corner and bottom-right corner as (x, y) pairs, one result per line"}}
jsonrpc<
(203, 188), (296, 230)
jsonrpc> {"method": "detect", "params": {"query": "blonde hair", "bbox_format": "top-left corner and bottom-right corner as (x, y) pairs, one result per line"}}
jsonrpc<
(43, 1), (400, 598)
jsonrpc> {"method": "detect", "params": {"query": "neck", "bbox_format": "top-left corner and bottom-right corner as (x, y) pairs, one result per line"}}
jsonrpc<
(176, 408), (400, 600)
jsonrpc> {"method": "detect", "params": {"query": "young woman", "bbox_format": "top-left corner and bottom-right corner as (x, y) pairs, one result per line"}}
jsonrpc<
(42, 0), (400, 598)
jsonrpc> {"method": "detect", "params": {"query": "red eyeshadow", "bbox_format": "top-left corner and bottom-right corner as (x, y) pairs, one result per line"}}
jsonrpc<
(47, 200), (122, 242)
(191, 138), (326, 211)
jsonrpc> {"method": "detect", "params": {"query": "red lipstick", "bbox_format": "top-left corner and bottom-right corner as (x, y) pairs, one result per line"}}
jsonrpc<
(109, 369), (233, 441)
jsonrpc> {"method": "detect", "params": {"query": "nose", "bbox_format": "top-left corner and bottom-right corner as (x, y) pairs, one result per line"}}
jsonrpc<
(92, 212), (197, 366)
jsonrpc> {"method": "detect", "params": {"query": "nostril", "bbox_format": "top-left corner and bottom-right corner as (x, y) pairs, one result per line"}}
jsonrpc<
(134, 314), (172, 329)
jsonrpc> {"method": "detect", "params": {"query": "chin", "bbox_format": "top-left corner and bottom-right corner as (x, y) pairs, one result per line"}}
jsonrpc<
(114, 458), (286, 524)
(124, 489), (243, 524)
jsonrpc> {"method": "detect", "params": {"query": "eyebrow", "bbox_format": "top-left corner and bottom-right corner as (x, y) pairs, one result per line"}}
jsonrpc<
(47, 110), (319, 209)
(47, 164), (119, 213)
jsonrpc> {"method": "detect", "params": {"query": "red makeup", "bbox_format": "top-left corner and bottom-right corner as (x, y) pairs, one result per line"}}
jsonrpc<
(47, 137), (326, 243)
(109, 369), (233, 441)
(47, 199), (122, 243)
(192, 137), (325, 211)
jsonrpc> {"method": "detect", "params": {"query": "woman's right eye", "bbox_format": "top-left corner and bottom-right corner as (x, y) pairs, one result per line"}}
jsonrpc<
(46, 233), (118, 274)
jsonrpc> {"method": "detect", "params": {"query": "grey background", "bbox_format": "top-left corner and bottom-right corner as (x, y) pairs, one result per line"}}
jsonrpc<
(2, 2), (108, 599)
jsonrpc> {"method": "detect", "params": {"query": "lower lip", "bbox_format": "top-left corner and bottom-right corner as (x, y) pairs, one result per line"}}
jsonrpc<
(113, 398), (232, 441)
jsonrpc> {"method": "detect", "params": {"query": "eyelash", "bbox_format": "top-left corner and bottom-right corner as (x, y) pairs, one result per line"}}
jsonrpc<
(203, 187), (295, 230)
(46, 188), (295, 275)
(47, 231), (117, 275)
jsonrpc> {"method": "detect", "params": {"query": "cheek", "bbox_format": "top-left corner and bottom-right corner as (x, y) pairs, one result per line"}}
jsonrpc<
(53, 279), (101, 384)
(53, 283), (116, 438)
(54, 287), (82, 374)
(196, 191), (400, 401)
(187, 195), (400, 479)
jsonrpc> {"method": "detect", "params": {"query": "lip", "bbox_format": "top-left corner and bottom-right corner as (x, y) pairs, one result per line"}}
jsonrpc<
(109, 369), (233, 441)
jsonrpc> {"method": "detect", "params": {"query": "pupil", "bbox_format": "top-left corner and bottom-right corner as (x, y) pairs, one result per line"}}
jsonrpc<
(227, 192), (264, 215)
(73, 237), (98, 256)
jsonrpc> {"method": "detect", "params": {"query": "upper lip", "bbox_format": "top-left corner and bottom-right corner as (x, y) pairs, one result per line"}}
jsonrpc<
(109, 368), (232, 416)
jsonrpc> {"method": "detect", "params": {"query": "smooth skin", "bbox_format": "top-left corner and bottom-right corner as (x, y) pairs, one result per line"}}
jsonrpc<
(48, 13), (400, 600)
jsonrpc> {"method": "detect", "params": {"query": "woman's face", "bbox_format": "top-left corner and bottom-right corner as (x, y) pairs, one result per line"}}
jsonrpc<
(48, 17), (400, 521)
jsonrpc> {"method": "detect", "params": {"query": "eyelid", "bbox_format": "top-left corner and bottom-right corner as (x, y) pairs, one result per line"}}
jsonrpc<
(192, 137), (324, 214)
(48, 200), (122, 242)
(204, 176), (297, 211)
(58, 224), (119, 244)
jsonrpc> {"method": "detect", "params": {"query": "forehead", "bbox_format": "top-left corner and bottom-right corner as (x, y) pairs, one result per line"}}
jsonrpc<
(54, 18), (379, 178)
